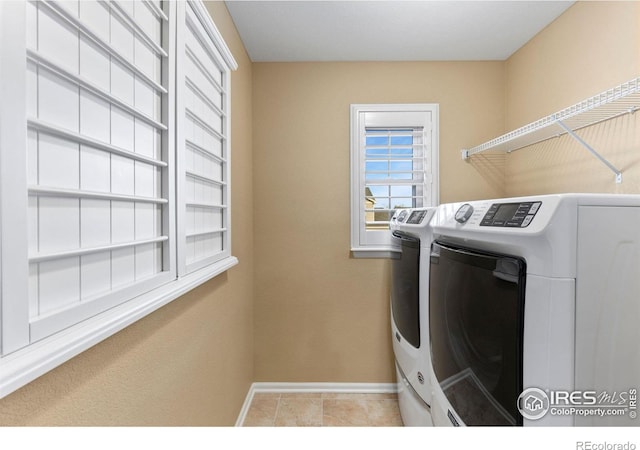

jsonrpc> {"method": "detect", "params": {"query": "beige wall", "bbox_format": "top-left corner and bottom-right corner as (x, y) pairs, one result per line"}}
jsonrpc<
(251, 0), (640, 387)
(252, 62), (505, 382)
(504, 1), (640, 196)
(0, 2), (254, 426)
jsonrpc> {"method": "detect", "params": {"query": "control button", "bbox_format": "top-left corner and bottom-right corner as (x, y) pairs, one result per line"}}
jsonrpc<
(521, 215), (535, 227)
(492, 220), (506, 226)
(506, 220), (523, 227)
(480, 220), (493, 226)
(455, 204), (474, 224)
(529, 202), (541, 214)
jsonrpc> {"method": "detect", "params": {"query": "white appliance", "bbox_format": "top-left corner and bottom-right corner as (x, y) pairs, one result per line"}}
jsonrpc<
(389, 207), (437, 426)
(428, 194), (640, 426)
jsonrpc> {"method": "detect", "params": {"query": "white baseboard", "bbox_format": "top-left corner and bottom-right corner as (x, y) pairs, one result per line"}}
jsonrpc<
(235, 382), (399, 427)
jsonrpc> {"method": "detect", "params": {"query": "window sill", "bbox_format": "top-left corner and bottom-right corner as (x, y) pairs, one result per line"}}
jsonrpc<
(0, 255), (238, 399)
(351, 248), (400, 259)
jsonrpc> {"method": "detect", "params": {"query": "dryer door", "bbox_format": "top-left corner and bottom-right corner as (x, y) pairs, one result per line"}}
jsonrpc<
(429, 241), (526, 426)
(391, 231), (421, 349)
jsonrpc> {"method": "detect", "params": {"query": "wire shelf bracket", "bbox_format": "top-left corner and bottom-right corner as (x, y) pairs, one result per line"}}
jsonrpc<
(555, 118), (622, 184)
(461, 76), (640, 184)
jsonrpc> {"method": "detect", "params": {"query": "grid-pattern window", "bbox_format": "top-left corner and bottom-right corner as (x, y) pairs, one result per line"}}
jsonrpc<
(25, 0), (173, 342)
(364, 128), (425, 230)
(350, 105), (439, 256)
(178, 1), (231, 274)
(0, 0), (238, 399)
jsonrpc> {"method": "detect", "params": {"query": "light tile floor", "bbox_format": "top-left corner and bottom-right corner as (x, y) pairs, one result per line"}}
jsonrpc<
(242, 392), (403, 427)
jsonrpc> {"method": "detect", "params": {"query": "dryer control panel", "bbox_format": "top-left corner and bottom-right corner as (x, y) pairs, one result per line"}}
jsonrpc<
(406, 209), (430, 224)
(391, 208), (433, 225)
(480, 201), (542, 228)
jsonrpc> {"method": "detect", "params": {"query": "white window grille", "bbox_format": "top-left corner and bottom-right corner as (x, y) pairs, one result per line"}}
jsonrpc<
(364, 127), (426, 230)
(24, 0), (174, 343)
(177, 1), (232, 275)
(350, 104), (439, 257)
(0, 0), (238, 399)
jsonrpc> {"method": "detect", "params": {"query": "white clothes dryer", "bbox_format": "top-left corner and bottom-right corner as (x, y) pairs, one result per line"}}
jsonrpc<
(389, 207), (437, 426)
(427, 194), (640, 426)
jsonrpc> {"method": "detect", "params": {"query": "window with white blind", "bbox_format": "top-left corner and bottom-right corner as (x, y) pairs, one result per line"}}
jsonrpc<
(24, 0), (174, 343)
(177, 2), (232, 275)
(0, 0), (237, 399)
(350, 104), (439, 257)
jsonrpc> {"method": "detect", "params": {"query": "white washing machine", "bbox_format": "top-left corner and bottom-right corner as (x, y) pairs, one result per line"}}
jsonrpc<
(389, 207), (437, 426)
(427, 194), (640, 426)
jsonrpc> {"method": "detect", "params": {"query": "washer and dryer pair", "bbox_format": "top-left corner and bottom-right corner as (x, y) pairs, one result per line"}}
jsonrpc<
(390, 194), (640, 427)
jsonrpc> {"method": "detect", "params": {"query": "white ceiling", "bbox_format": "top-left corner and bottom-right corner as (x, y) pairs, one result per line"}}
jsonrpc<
(225, 0), (574, 62)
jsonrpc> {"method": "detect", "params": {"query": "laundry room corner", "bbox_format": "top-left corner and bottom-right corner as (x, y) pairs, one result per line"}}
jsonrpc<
(251, 61), (506, 385)
(503, 1), (640, 196)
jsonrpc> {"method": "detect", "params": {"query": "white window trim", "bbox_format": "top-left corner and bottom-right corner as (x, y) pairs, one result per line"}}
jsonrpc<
(350, 104), (439, 258)
(0, 0), (238, 399)
(0, 257), (237, 398)
(176, 0), (235, 275)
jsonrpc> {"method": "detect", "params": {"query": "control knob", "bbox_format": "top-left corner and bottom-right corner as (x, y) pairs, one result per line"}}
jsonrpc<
(455, 204), (474, 224)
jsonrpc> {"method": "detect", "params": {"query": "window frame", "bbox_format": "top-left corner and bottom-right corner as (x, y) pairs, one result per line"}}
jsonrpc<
(0, 0), (238, 399)
(176, 0), (235, 277)
(350, 104), (439, 258)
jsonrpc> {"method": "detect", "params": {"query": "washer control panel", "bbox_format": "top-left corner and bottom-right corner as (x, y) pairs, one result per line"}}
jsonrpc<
(392, 208), (433, 225)
(480, 201), (542, 228)
(406, 209), (429, 224)
(395, 210), (409, 223)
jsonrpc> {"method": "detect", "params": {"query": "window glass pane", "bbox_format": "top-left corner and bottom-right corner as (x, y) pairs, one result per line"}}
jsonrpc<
(366, 161), (389, 172)
(374, 197), (390, 209)
(366, 210), (392, 230)
(365, 148), (389, 157)
(367, 185), (389, 198)
(366, 135), (388, 146)
(390, 135), (412, 146)
(390, 161), (413, 172)
(365, 172), (388, 180)
(365, 183), (392, 231)
(390, 172), (413, 180)
(373, 210), (392, 222)
(390, 185), (413, 197)
(390, 198), (414, 208)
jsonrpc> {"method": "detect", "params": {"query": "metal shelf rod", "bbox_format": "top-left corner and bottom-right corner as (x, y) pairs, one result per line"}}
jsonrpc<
(555, 119), (622, 184)
(461, 76), (640, 183)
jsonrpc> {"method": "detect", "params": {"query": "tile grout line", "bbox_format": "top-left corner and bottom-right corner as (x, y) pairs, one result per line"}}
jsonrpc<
(272, 393), (282, 426)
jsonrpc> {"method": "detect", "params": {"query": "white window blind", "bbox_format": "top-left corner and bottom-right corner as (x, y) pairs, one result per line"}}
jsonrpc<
(364, 128), (425, 230)
(0, 0), (238, 399)
(25, 0), (175, 342)
(177, 1), (231, 275)
(350, 105), (439, 257)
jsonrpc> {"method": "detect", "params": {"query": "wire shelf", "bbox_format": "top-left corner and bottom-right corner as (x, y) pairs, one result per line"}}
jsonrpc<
(461, 76), (640, 183)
